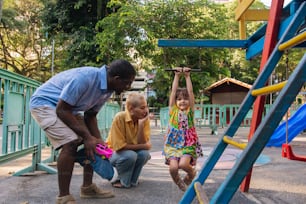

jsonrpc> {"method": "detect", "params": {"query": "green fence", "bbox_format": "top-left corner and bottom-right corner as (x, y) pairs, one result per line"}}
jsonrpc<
(160, 104), (301, 134)
(0, 68), (119, 176)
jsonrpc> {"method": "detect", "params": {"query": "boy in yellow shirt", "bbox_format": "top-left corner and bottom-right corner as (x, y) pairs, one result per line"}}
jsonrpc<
(106, 93), (151, 188)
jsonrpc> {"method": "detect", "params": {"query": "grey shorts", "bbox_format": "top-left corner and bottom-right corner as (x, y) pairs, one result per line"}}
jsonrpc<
(30, 106), (83, 150)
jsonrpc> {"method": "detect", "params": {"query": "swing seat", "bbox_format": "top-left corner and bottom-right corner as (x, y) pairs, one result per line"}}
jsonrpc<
(281, 143), (306, 162)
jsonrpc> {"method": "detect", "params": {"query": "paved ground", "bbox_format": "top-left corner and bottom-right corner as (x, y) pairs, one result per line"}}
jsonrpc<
(0, 123), (306, 204)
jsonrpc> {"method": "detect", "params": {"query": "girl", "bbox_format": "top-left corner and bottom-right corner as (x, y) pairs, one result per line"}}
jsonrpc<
(163, 67), (203, 191)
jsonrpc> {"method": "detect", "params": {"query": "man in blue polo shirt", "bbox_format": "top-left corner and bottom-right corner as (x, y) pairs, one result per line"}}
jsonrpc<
(30, 59), (136, 204)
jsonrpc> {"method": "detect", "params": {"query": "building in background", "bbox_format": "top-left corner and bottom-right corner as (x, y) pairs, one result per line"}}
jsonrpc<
(120, 71), (148, 110)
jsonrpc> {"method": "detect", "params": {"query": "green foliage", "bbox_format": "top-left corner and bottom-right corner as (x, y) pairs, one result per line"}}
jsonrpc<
(0, 0), (51, 81)
(40, 0), (111, 68)
(95, 0), (234, 105)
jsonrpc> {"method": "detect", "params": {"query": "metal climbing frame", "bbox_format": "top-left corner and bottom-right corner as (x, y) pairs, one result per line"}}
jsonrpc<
(179, 1), (306, 203)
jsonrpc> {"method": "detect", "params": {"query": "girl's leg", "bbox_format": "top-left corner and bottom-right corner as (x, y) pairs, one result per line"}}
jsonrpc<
(169, 159), (186, 191)
(179, 156), (196, 185)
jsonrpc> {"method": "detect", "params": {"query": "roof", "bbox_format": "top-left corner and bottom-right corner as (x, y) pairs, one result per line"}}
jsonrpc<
(204, 77), (252, 93)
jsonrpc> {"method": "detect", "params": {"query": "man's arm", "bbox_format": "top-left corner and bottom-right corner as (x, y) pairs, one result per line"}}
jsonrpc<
(56, 99), (97, 159)
(84, 109), (104, 144)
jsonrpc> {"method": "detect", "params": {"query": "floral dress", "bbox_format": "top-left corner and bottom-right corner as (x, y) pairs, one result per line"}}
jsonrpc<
(163, 105), (203, 166)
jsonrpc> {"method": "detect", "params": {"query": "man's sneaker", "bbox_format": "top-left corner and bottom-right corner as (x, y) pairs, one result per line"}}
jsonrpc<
(80, 183), (114, 199)
(56, 194), (76, 204)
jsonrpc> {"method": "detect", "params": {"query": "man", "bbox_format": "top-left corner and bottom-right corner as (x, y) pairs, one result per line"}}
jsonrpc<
(30, 59), (136, 204)
(106, 93), (151, 188)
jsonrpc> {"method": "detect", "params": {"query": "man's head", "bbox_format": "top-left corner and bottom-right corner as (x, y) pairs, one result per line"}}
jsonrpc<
(107, 59), (136, 94)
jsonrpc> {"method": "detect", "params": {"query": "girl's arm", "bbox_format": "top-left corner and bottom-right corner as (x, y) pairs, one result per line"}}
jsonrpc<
(183, 67), (195, 110)
(169, 67), (182, 107)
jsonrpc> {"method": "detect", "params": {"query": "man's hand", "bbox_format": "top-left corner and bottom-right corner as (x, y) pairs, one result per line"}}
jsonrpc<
(83, 136), (99, 161)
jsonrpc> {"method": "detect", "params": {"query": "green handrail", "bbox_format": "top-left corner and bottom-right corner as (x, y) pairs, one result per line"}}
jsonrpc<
(0, 68), (120, 176)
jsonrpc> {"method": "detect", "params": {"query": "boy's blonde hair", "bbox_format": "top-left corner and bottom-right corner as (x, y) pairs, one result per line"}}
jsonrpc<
(125, 93), (146, 109)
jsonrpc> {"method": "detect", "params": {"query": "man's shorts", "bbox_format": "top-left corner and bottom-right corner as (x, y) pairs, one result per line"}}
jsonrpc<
(30, 106), (82, 150)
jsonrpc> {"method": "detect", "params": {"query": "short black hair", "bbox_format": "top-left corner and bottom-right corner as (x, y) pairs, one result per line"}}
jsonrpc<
(107, 59), (136, 79)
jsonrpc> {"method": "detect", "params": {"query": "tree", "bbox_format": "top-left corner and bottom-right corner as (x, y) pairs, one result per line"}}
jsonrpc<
(95, 0), (232, 106)
(0, 0), (50, 80)
(40, 0), (112, 68)
(0, 0), (3, 21)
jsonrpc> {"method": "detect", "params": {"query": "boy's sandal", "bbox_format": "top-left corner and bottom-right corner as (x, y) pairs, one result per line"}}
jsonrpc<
(112, 181), (127, 188)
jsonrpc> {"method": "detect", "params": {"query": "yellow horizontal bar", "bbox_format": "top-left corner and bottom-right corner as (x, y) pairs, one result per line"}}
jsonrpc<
(235, 0), (255, 20)
(243, 10), (269, 21)
(223, 136), (247, 150)
(279, 32), (306, 51)
(252, 81), (287, 96)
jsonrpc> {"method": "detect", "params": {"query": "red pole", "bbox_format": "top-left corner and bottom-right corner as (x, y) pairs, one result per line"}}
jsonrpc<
(240, 0), (284, 192)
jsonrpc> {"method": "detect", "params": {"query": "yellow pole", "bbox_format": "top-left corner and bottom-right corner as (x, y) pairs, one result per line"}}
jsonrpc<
(223, 136), (247, 150)
(278, 32), (306, 51)
(251, 81), (287, 96)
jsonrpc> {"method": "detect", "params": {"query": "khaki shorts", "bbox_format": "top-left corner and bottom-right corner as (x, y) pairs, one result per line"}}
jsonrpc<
(31, 106), (83, 150)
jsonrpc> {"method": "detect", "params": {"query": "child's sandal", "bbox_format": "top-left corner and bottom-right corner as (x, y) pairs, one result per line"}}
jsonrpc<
(176, 179), (187, 192)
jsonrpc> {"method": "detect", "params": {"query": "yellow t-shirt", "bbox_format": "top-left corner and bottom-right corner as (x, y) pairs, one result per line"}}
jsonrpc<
(106, 111), (150, 151)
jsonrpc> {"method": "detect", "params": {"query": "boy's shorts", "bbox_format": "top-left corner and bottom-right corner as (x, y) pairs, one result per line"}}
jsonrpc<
(30, 106), (82, 150)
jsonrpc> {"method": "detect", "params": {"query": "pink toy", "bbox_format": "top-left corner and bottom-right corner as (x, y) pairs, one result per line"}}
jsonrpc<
(96, 144), (113, 159)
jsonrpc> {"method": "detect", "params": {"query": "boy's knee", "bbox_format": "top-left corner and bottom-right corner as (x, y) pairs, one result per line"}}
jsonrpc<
(138, 150), (151, 161)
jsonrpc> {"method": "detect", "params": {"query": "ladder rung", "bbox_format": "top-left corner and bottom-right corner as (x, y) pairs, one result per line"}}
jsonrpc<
(194, 182), (209, 204)
(251, 81), (287, 96)
(278, 31), (306, 51)
(223, 136), (247, 149)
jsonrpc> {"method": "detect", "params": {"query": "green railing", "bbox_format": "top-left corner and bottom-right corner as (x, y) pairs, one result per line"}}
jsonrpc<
(97, 103), (120, 140)
(160, 104), (301, 134)
(0, 68), (119, 175)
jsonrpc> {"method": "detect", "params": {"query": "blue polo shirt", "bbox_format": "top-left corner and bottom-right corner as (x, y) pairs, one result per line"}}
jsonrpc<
(30, 65), (113, 114)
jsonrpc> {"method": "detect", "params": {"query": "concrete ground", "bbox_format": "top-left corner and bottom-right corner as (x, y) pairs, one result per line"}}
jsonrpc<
(0, 122), (306, 204)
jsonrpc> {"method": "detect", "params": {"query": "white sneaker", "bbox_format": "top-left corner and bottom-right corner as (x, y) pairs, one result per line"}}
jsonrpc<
(110, 167), (118, 183)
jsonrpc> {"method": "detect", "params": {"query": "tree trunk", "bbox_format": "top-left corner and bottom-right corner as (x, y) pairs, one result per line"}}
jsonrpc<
(0, 0), (3, 22)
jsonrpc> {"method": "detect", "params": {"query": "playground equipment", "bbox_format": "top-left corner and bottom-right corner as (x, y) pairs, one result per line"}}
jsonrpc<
(158, 0), (306, 203)
(281, 143), (306, 162)
(266, 103), (306, 147)
(281, 104), (306, 162)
